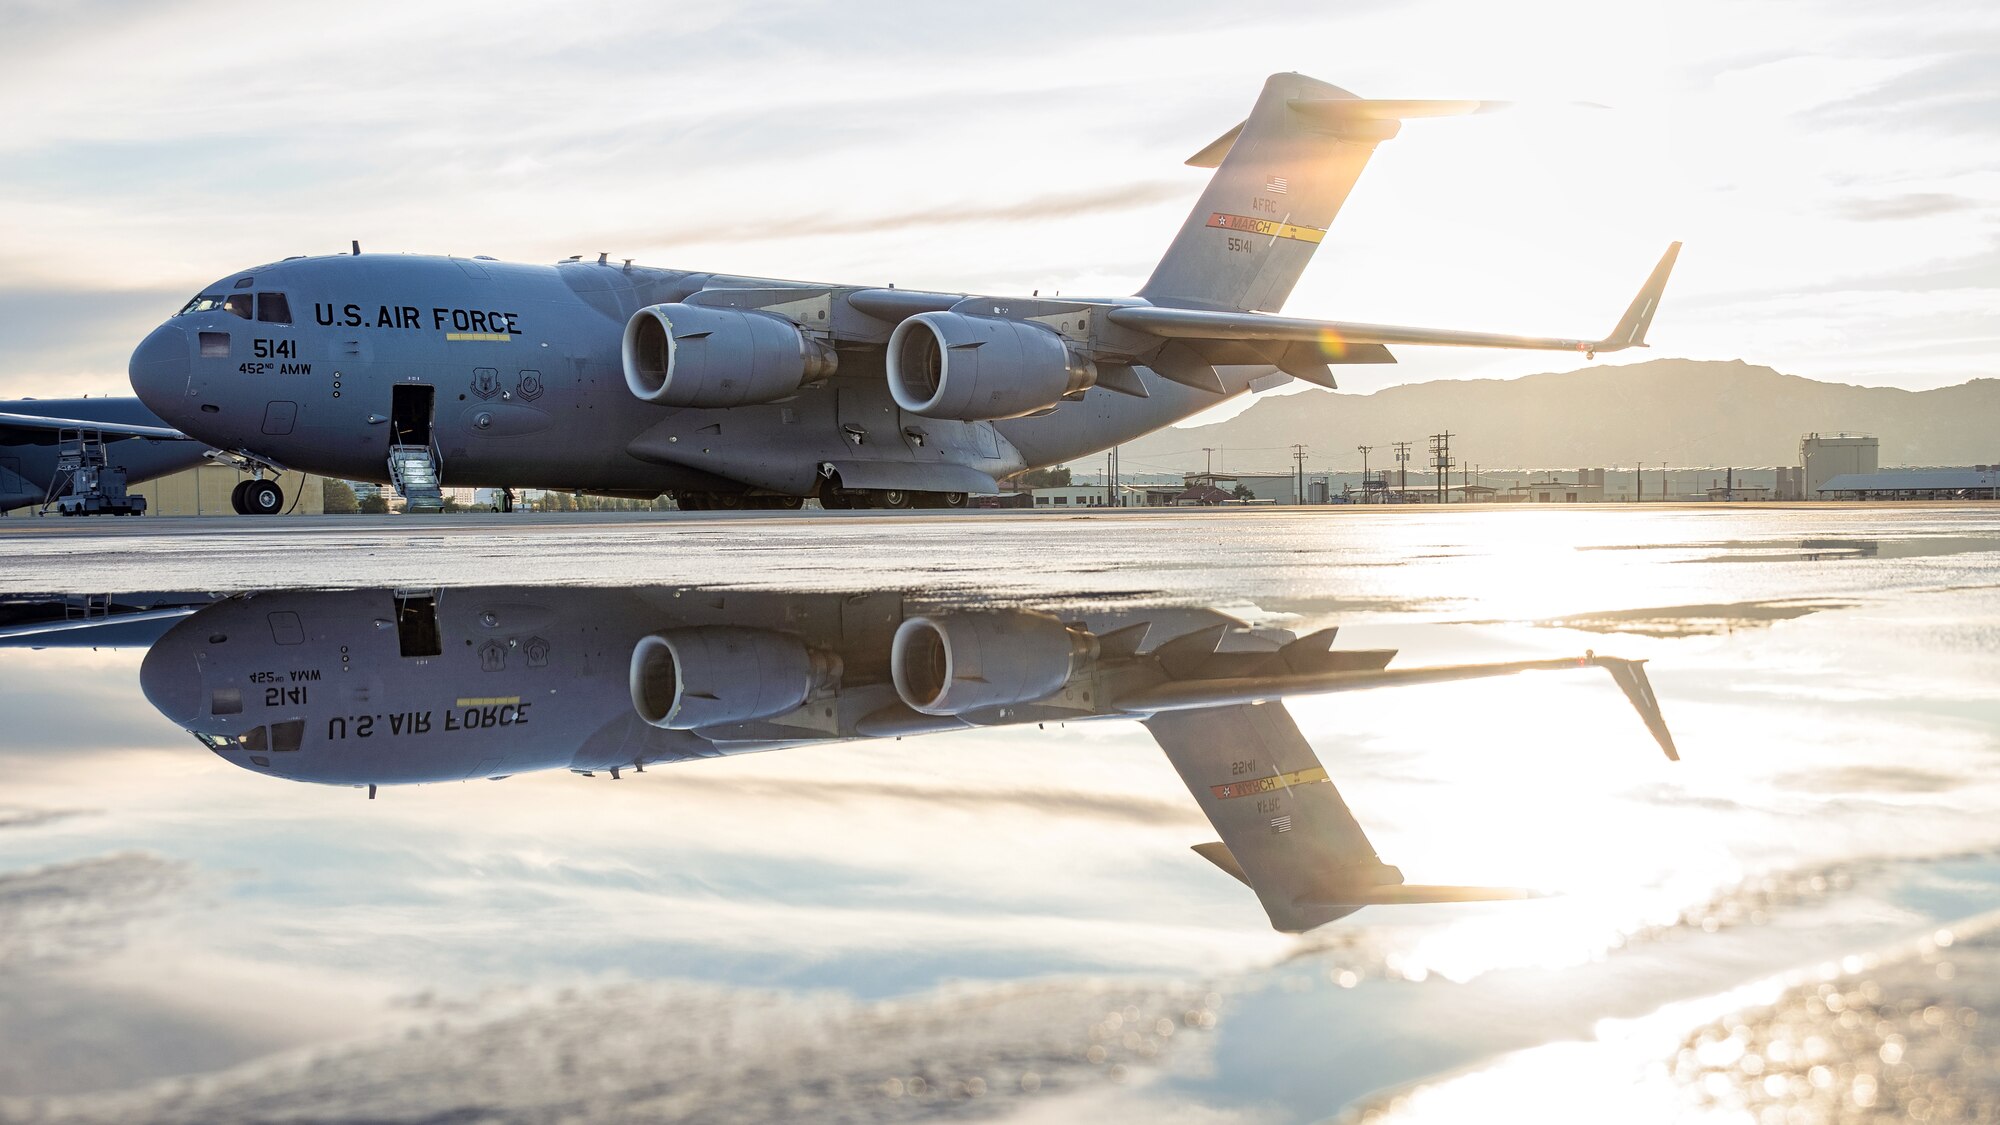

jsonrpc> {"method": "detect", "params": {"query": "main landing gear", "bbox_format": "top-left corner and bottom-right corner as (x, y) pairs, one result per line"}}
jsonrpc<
(674, 488), (969, 512)
(675, 492), (806, 512)
(819, 489), (968, 510)
(230, 478), (284, 516)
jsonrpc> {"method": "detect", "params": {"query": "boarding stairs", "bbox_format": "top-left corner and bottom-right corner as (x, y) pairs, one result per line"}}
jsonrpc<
(388, 443), (444, 513)
(39, 428), (145, 516)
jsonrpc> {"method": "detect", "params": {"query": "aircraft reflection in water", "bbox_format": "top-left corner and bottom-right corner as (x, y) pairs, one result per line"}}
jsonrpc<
(135, 587), (1677, 933)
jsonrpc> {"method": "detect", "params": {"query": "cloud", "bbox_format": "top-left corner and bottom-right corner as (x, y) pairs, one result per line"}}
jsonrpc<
(3, 975), (1223, 1123)
(1803, 50), (2000, 135)
(0, 283), (188, 395)
(0, 806), (95, 830)
(1834, 193), (1979, 221)
(0, 853), (188, 971)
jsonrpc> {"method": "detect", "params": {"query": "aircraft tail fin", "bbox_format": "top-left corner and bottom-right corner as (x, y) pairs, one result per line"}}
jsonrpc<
(1138, 75), (1494, 313)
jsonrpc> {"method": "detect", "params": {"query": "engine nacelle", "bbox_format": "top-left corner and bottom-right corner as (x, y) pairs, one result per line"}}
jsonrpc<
(629, 627), (840, 730)
(622, 303), (836, 408)
(891, 611), (1096, 716)
(885, 312), (1096, 421)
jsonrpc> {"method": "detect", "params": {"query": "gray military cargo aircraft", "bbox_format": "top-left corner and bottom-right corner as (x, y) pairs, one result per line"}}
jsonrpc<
(0, 398), (204, 514)
(137, 585), (1676, 933)
(126, 73), (1679, 513)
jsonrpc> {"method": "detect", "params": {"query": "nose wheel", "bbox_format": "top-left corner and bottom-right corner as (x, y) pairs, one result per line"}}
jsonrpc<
(230, 478), (285, 515)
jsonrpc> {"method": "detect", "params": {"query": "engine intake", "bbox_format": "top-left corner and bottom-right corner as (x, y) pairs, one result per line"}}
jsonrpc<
(623, 303), (836, 408)
(629, 627), (840, 730)
(891, 611), (1096, 716)
(886, 312), (1095, 421)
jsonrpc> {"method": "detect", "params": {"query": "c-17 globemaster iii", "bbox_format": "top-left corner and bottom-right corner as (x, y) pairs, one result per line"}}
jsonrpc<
(128, 72), (1679, 514)
(119, 583), (1677, 933)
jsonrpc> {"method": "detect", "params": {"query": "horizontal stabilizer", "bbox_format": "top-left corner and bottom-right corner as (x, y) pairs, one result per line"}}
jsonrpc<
(1191, 842), (1252, 887)
(1297, 884), (1547, 908)
(1289, 98), (1503, 121)
(1186, 99), (1504, 166)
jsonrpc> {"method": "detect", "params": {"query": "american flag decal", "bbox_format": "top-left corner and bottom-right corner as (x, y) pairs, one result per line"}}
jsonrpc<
(1270, 816), (1293, 833)
(1265, 177), (1289, 195)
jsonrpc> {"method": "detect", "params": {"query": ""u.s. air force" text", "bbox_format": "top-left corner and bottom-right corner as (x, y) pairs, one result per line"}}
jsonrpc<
(325, 701), (533, 741)
(313, 303), (523, 334)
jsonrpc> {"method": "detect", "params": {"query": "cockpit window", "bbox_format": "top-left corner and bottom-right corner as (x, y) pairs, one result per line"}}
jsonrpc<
(178, 294), (225, 316)
(256, 293), (292, 324)
(223, 294), (253, 320)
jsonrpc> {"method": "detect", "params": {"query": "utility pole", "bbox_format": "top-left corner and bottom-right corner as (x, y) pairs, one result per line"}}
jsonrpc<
(1356, 445), (1373, 503)
(1201, 447), (1216, 480)
(1290, 444), (1307, 505)
(1428, 432), (1454, 505)
(1393, 441), (1412, 501)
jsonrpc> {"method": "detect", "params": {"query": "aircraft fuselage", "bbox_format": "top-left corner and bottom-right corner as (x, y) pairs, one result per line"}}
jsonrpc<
(128, 254), (1266, 499)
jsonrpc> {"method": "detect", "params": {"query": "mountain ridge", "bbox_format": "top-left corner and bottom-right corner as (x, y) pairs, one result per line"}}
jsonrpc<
(1109, 359), (2000, 473)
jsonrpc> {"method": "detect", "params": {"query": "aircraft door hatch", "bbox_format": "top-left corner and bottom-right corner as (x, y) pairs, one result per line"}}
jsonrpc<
(390, 385), (435, 447)
(393, 590), (442, 658)
(386, 385), (445, 512)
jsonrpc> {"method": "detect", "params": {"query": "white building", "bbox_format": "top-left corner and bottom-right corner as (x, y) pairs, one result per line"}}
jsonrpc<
(1507, 469), (1607, 503)
(1801, 433), (1878, 498)
(1031, 485), (1123, 508)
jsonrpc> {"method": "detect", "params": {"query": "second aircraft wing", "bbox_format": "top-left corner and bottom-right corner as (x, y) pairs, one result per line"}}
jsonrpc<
(1106, 242), (1681, 387)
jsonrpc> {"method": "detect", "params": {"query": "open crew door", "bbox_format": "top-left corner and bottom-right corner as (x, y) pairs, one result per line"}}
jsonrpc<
(390, 384), (434, 447)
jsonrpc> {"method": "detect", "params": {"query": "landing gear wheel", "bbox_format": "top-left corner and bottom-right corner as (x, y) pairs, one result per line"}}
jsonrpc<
(874, 489), (914, 510)
(229, 480), (253, 515)
(938, 491), (968, 509)
(709, 492), (744, 511)
(243, 479), (284, 515)
(771, 495), (804, 510)
(677, 493), (708, 512)
(819, 490), (854, 510)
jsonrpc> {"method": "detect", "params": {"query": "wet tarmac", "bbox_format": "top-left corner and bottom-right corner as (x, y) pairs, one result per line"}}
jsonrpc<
(2, 505), (1998, 1123)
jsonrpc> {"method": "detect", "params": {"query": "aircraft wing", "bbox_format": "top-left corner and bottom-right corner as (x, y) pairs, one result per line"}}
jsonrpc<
(0, 411), (191, 445)
(1118, 647), (1679, 761)
(1147, 702), (1539, 932)
(1106, 242), (1680, 387)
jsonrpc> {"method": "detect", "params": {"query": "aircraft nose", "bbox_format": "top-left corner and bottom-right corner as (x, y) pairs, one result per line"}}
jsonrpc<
(128, 323), (191, 417)
(139, 631), (204, 726)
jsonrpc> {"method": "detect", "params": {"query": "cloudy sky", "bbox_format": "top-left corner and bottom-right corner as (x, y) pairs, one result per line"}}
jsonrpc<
(1, 0), (1994, 401)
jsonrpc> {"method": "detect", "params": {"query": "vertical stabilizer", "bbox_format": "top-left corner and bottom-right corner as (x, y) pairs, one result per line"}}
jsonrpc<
(1139, 74), (1388, 313)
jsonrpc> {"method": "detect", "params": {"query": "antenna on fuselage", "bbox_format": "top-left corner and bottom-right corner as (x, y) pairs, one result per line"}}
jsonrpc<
(351, 240), (361, 256)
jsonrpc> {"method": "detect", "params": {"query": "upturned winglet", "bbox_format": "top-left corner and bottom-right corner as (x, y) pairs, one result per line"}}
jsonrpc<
(1593, 242), (1682, 354)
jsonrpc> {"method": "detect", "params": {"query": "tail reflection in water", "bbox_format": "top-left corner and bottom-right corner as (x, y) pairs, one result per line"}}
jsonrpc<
(133, 586), (1677, 933)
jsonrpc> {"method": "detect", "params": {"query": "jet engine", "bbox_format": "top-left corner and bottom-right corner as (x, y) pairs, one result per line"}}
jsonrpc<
(629, 626), (840, 730)
(622, 304), (837, 408)
(891, 611), (1096, 716)
(885, 312), (1096, 421)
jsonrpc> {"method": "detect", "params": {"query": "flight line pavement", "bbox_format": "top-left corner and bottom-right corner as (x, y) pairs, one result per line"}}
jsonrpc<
(2, 503), (1997, 606)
